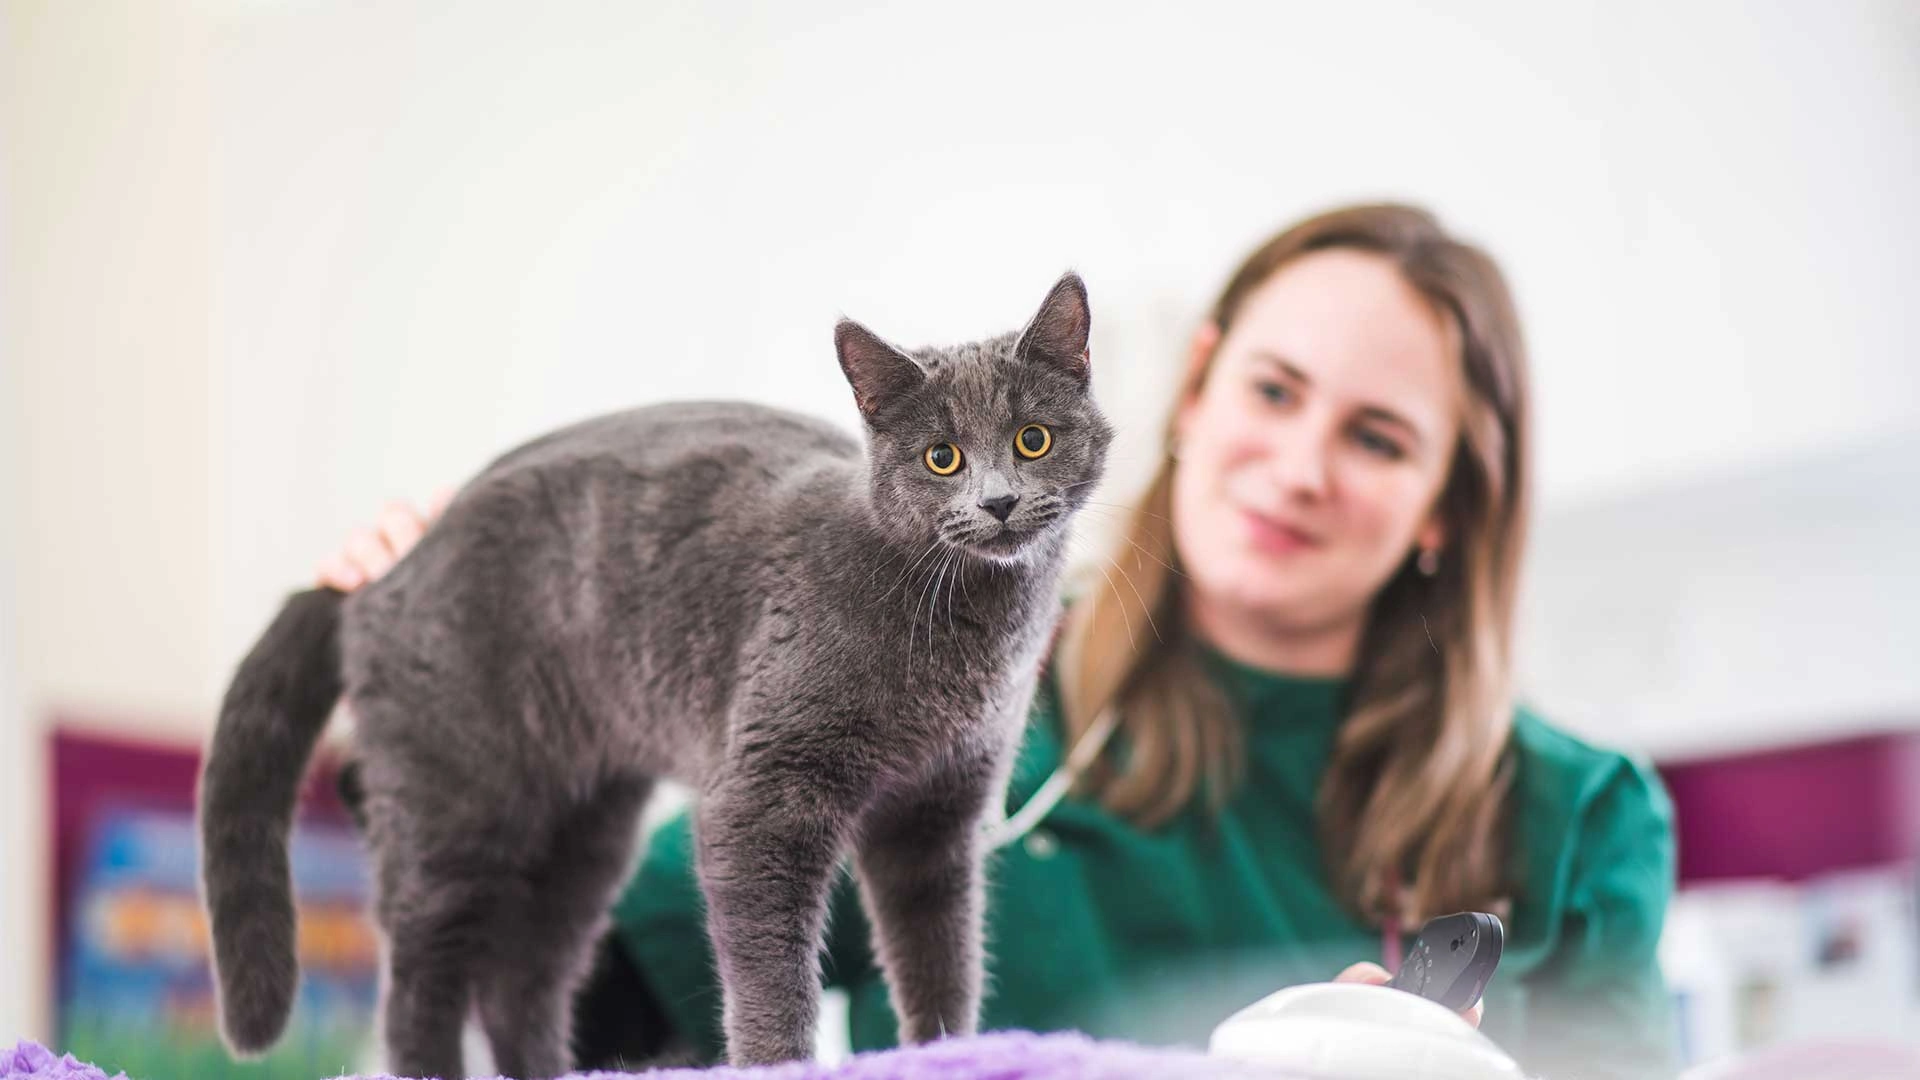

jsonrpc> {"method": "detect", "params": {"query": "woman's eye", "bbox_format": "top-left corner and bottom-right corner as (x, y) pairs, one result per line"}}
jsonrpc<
(1255, 380), (1292, 406)
(1353, 428), (1405, 460)
(1015, 423), (1052, 459)
(925, 442), (964, 475)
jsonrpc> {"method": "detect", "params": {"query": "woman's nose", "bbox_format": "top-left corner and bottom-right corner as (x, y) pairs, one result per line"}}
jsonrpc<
(1267, 426), (1332, 500)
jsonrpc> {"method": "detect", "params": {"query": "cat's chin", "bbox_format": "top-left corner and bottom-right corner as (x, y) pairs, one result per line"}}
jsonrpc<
(961, 527), (1045, 564)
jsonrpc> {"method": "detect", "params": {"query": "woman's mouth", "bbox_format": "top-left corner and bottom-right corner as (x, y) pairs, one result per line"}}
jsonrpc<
(1240, 509), (1322, 556)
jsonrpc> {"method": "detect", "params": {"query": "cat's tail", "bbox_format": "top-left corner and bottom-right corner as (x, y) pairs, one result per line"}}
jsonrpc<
(196, 587), (344, 1057)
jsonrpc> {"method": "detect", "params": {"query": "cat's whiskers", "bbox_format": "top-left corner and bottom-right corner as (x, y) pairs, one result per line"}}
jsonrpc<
(920, 551), (940, 667)
(1079, 498), (1178, 528)
(864, 539), (923, 592)
(931, 546), (963, 660)
(908, 549), (938, 673)
(935, 549), (957, 653)
(944, 546), (960, 637)
(911, 543), (959, 673)
(1088, 559), (1137, 649)
(1060, 531), (1166, 649)
(886, 537), (946, 603)
(1101, 552), (1164, 645)
(956, 547), (975, 612)
(1066, 505), (1185, 579)
(887, 540), (941, 598)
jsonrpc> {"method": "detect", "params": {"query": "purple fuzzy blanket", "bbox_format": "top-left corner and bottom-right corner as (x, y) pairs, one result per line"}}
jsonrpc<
(5, 1033), (1293, 1079)
(1, 1044), (124, 1080)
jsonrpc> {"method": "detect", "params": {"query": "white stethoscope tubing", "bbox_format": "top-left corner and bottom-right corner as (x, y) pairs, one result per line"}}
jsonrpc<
(982, 706), (1120, 850)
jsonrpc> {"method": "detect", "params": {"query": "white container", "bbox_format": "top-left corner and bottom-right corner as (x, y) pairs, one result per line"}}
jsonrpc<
(1209, 983), (1523, 1080)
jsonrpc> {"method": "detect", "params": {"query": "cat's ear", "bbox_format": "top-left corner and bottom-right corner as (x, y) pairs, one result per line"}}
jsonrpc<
(836, 319), (925, 419)
(1015, 271), (1092, 386)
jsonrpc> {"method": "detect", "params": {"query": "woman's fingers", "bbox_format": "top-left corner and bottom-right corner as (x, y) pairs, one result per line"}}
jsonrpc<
(342, 525), (396, 582)
(1333, 961), (1392, 986)
(315, 552), (365, 592)
(376, 500), (428, 560)
(316, 495), (446, 594)
(426, 485), (456, 522)
(1331, 961), (1481, 1028)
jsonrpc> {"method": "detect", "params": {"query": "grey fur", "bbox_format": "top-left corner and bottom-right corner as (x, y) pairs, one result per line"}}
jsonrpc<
(197, 273), (1112, 1077)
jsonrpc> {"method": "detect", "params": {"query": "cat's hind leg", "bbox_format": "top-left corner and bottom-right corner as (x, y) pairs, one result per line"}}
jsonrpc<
(370, 826), (497, 1080)
(474, 776), (653, 1080)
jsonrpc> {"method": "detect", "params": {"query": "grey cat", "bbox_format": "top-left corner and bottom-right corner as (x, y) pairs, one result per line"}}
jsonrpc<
(197, 273), (1112, 1078)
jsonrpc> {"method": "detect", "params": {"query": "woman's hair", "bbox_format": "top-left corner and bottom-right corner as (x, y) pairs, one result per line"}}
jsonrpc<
(1054, 203), (1532, 924)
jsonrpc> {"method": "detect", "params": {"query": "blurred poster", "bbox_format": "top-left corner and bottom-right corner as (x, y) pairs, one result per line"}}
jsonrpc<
(51, 728), (377, 1080)
(58, 809), (378, 1080)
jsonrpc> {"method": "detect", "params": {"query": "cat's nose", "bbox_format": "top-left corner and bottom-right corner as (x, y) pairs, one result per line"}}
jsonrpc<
(979, 493), (1019, 522)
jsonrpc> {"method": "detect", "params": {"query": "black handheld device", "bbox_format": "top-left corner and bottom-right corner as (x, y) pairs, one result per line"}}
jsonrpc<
(1386, 911), (1504, 1012)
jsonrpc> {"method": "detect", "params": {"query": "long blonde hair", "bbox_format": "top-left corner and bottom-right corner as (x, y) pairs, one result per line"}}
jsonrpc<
(1055, 203), (1532, 924)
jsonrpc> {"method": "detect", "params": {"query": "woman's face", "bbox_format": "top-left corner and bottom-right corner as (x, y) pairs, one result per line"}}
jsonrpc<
(1172, 248), (1462, 637)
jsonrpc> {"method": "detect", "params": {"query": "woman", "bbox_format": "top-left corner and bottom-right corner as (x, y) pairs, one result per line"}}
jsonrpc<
(323, 204), (1675, 1077)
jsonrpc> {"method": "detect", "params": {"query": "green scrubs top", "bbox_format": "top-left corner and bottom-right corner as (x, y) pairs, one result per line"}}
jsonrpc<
(614, 649), (1677, 1078)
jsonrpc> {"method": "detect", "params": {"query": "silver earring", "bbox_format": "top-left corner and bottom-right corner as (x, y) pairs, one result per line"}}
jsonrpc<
(1417, 547), (1440, 577)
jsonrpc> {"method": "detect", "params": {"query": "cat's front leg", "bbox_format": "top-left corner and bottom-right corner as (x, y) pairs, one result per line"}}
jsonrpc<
(852, 751), (1000, 1045)
(695, 776), (851, 1066)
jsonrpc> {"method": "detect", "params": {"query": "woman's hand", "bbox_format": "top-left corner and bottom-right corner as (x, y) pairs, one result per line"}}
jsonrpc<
(315, 487), (453, 592)
(1333, 961), (1483, 1029)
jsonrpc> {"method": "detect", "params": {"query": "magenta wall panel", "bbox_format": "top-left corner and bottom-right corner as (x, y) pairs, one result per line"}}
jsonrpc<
(1658, 730), (1920, 883)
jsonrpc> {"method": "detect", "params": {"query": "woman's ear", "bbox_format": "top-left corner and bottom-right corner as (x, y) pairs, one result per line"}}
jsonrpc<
(1173, 322), (1222, 447)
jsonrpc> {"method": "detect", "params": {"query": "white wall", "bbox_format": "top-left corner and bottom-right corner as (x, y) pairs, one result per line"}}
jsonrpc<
(3, 0), (212, 1034)
(2, 0), (45, 1043)
(4, 0), (215, 735)
(0, 217), (44, 1043)
(1520, 430), (1920, 759)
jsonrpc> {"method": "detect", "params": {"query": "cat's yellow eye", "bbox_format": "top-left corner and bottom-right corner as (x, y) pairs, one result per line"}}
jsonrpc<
(925, 442), (963, 476)
(1015, 424), (1052, 460)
